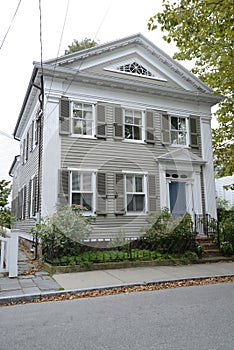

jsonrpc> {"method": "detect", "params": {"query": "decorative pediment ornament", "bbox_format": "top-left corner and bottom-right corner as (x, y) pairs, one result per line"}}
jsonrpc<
(105, 59), (167, 81)
(118, 61), (153, 77)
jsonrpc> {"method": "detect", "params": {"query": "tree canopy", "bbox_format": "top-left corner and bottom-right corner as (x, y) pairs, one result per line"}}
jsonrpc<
(148, 0), (234, 176)
(65, 38), (98, 55)
(0, 179), (11, 229)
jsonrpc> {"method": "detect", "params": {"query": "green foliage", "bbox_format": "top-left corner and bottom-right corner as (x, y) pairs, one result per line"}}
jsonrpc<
(217, 208), (234, 253)
(145, 208), (196, 254)
(220, 241), (233, 257)
(31, 205), (94, 261)
(0, 179), (11, 229)
(65, 38), (98, 55)
(48, 249), (198, 267)
(148, 0), (234, 176)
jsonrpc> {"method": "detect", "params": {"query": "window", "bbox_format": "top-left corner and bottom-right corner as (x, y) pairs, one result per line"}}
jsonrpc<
(170, 116), (187, 145)
(71, 171), (94, 212)
(124, 109), (144, 141)
(162, 114), (199, 147)
(126, 174), (145, 213)
(119, 61), (153, 77)
(72, 102), (94, 136)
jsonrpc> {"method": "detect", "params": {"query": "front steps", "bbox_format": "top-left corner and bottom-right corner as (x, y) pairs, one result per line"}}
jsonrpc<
(196, 236), (221, 257)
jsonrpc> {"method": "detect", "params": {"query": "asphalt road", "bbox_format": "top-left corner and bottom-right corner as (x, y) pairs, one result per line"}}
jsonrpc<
(0, 283), (233, 350)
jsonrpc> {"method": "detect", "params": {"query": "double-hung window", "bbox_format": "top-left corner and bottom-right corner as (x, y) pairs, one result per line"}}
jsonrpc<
(126, 174), (146, 213)
(170, 116), (188, 145)
(124, 109), (144, 141)
(72, 102), (94, 136)
(71, 171), (94, 213)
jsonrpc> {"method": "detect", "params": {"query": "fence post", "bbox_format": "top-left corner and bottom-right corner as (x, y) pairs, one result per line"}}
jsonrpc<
(7, 231), (18, 278)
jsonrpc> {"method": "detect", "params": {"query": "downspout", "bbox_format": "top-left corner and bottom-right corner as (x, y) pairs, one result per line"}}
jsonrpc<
(34, 74), (44, 259)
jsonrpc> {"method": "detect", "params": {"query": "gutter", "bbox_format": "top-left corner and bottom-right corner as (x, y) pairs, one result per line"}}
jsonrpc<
(13, 67), (39, 140)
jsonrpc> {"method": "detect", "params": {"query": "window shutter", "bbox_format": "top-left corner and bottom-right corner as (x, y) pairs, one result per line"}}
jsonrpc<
(162, 114), (170, 144)
(32, 176), (38, 216)
(23, 186), (27, 219)
(58, 169), (69, 207)
(146, 110), (155, 144)
(59, 98), (70, 135)
(96, 172), (107, 215)
(96, 103), (106, 139)
(22, 139), (26, 164)
(148, 174), (157, 213)
(189, 116), (199, 148)
(25, 132), (29, 161)
(114, 106), (123, 139)
(30, 122), (34, 152)
(34, 120), (38, 145)
(28, 179), (32, 218)
(115, 173), (125, 214)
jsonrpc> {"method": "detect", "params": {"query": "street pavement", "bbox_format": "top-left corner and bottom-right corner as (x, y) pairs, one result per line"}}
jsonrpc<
(0, 247), (234, 304)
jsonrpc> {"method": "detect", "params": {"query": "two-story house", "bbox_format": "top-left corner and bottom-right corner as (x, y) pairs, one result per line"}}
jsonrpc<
(9, 34), (221, 241)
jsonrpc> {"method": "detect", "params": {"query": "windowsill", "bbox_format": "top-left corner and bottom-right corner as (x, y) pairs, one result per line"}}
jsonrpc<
(123, 139), (146, 144)
(70, 134), (97, 139)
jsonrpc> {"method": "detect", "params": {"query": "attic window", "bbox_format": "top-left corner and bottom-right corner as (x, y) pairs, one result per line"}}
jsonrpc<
(118, 62), (153, 77)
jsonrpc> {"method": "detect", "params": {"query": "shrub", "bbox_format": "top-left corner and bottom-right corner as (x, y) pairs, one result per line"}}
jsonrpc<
(31, 205), (94, 262)
(145, 208), (196, 254)
(220, 242), (233, 257)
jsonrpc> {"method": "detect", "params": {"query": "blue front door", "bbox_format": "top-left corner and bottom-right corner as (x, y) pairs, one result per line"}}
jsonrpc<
(169, 182), (186, 215)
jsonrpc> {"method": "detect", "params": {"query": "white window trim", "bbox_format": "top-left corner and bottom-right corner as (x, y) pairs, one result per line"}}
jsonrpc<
(169, 115), (190, 147)
(69, 169), (96, 216)
(123, 171), (148, 216)
(123, 109), (146, 143)
(70, 101), (96, 138)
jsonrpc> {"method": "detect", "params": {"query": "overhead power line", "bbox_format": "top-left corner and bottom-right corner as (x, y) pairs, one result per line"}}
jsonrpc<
(0, 0), (22, 51)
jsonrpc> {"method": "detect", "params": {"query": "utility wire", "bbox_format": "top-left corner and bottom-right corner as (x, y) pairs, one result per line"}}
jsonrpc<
(61, 1), (114, 97)
(45, 0), (70, 111)
(0, 0), (22, 51)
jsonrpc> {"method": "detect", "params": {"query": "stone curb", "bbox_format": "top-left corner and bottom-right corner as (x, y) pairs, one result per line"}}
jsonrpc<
(1, 273), (234, 306)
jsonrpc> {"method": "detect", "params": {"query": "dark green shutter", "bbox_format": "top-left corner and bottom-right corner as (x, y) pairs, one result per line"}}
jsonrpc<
(32, 176), (38, 216)
(25, 132), (29, 161)
(162, 114), (170, 144)
(58, 169), (69, 206)
(28, 179), (32, 218)
(96, 103), (106, 139)
(96, 172), (107, 215)
(59, 98), (70, 135)
(115, 173), (125, 214)
(189, 116), (199, 148)
(146, 110), (155, 143)
(114, 106), (123, 139)
(23, 185), (27, 219)
(148, 174), (157, 213)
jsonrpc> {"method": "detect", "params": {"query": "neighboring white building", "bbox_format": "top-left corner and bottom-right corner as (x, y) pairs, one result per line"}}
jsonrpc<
(215, 175), (234, 208)
(9, 34), (222, 239)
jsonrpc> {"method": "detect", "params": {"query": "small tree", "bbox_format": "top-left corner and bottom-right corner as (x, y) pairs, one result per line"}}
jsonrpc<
(0, 179), (11, 231)
(65, 38), (98, 55)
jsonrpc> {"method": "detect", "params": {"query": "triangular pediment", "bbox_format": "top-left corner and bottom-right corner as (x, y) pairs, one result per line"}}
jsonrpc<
(43, 34), (214, 94)
(158, 149), (205, 164)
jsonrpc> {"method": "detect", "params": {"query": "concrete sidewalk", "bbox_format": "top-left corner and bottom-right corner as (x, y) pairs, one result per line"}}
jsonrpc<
(53, 261), (234, 290)
(1, 249), (234, 305)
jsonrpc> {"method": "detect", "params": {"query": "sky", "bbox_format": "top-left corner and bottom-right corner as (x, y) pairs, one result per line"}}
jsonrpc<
(0, 0), (191, 181)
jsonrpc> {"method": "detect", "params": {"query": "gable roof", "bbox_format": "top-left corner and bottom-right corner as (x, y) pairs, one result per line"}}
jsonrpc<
(42, 33), (214, 94)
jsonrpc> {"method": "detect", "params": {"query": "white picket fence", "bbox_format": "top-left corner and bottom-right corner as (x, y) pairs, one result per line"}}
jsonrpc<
(0, 229), (18, 277)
